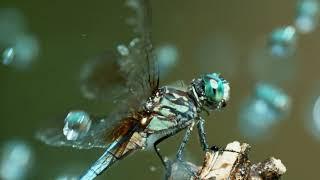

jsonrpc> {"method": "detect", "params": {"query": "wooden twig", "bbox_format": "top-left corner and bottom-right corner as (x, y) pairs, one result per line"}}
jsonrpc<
(166, 141), (286, 180)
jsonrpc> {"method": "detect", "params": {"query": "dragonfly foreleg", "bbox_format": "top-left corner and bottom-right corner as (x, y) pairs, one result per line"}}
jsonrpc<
(176, 121), (195, 160)
(153, 126), (186, 169)
(173, 122), (198, 178)
(153, 133), (174, 168)
(197, 117), (209, 151)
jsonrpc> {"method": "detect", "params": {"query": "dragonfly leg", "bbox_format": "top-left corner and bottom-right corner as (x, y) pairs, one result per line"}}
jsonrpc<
(153, 134), (173, 168)
(174, 122), (199, 178)
(197, 117), (209, 151)
(176, 122), (195, 160)
(153, 126), (186, 168)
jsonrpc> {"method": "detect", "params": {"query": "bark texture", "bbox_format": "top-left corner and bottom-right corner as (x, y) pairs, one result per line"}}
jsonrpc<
(167, 141), (286, 180)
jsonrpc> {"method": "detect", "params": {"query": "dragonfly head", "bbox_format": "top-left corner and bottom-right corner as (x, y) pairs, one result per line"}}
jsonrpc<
(190, 73), (230, 110)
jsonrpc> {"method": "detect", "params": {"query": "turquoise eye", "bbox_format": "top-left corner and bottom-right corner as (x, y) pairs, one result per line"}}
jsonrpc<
(203, 73), (225, 102)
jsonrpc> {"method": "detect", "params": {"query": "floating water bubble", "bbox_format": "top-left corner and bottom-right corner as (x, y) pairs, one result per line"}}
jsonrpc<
(154, 44), (179, 77)
(1, 34), (39, 69)
(305, 94), (320, 140)
(255, 83), (291, 112)
(54, 162), (86, 180)
(2, 47), (15, 65)
(128, 37), (140, 48)
(239, 83), (291, 140)
(295, 0), (320, 34)
(117, 44), (129, 56)
(63, 111), (92, 141)
(0, 9), (39, 69)
(0, 140), (33, 180)
(311, 96), (320, 138)
(268, 26), (297, 58)
(55, 175), (78, 180)
(149, 165), (157, 172)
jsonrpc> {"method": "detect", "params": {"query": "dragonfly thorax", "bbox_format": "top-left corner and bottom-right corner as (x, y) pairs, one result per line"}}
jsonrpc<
(143, 86), (198, 133)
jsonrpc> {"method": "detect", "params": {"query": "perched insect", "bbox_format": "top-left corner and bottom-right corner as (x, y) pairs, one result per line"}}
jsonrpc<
(36, 0), (230, 179)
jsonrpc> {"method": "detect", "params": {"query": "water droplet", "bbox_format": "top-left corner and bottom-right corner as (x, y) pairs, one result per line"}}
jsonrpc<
(255, 83), (291, 112)
(63, 111), (92, 141)
(81, 34), (87, 39)
(239, 83), (291, 140)
(0, 140), (33, 180)
(1, 34), (39, 69)
(311, 96), (320, 138)
(117, 44), (129, 56)
(55, 175), (78, 180)
(295, 0), (320, 34)
(268, 26), (297, 58)
(149, 165), (157, 172)
(2, 47), (15, 65)
(305, 94), (320, 140)
(54, 162), (86, 180)
(0, 9), (39, 69)
(155, 44), (179, 77)
(129, 38), (140, 48)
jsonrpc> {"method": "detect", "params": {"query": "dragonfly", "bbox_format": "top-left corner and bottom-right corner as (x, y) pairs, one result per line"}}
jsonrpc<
(36, 0), (230, 179)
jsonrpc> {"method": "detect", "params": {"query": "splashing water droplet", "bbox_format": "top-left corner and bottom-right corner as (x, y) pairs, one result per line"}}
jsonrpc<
(2, 47), (15, 65)
(55, 175), (78, 180)
(149, 165), (157, 172)
(63, 111), (92, 141)
(305, 96), (320, 140)
(255, 83), (291, 112)
(239, 83), (291, 140)
(295, 0), (320, 34)
(0, 140), (33, 180)
(117, 44), (129, 56)
(268, 26), (297, 58)
(155, 44), (179, 77)
(1, 34), (39, 69)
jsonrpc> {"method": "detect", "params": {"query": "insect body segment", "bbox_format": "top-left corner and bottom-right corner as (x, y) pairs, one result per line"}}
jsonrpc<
(145, 87), (198, 133)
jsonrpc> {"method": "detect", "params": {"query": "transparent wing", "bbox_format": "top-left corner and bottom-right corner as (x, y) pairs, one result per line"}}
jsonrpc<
(36, 113), (121, 149)
(167, 80), (188, 90)
(79, 50), (130, 103)
(80, 0), (159, 110)
(116, 37), (159, 107)
(120, 0), (159, 107)
(38, 0), (158, 150)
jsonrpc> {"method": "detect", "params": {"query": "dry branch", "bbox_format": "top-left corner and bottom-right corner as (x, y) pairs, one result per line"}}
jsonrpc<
(166, 141), (286, 180)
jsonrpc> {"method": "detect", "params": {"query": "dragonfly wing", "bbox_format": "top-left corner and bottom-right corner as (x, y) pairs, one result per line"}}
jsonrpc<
(117, 0), (160, 108)
(80, 0), (159, 110)
(80, 50), (130, 103)
(36, 115), (119, 149)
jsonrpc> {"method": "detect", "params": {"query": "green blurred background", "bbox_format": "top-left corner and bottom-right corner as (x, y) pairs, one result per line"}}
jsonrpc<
(1, 0), (320, 179)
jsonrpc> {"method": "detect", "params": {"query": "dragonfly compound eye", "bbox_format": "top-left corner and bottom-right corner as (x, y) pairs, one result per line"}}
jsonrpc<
(203, 73), (230, 108)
